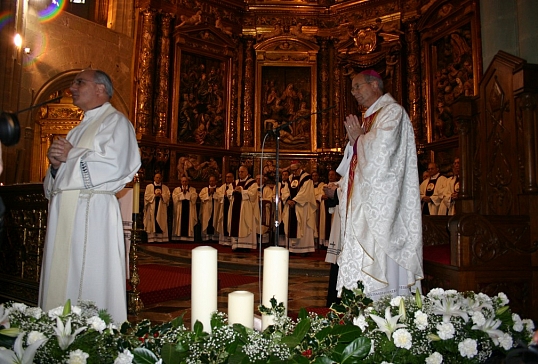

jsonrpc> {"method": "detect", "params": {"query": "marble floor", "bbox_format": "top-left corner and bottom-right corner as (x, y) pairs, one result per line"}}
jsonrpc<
(127, 243), (332, 328)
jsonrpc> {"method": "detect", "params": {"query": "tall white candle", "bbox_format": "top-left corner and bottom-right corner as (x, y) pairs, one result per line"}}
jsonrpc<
(228, 290), (254, 329)
(262, 246), (289, 330)
(191, 246), (218, 332)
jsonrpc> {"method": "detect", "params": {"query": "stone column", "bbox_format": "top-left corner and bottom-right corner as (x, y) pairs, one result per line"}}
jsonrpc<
(135, 9), (157, 136)
(153, 12), (173, 138)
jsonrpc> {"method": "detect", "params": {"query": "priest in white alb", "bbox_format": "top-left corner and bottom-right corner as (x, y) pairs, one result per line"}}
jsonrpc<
(172, 176), (198, 241)
(281, 163), (317, 254)
(228, 165), (259, 250)
(39, 69), (141, 323)
(199, 175), (220, 242)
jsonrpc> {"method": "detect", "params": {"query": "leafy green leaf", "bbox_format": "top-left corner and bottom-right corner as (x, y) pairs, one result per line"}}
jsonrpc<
(193, 320), (203, 336)
(160, 343), (181, 364)
(340, 337), (371, 363)
(133, 347), (159, 364)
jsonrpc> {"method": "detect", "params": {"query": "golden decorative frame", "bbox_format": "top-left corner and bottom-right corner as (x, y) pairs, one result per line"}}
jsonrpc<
(254, 36), (319, 152)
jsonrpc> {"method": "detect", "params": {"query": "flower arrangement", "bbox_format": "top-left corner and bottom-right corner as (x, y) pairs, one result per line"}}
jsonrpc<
(0, 283), (534, 363)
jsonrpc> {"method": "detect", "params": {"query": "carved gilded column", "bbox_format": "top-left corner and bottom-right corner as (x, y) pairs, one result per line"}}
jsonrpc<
(518, 93), (538, 193)
(319, 38), (329, 149)
(333, 63), (342, 148)
(135, 9), (157, 136)
(405, 20), (421, 140)
(230, 51), (239, 149)
(153, 12), (172, 138)
(243, 39), (255, 147)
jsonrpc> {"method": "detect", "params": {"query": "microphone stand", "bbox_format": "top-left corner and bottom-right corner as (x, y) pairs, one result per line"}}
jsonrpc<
(266, 105), (335, 247)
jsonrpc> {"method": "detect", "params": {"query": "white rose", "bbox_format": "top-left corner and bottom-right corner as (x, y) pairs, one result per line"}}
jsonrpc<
(414, 310), (428, 330)
(458, 338), (478, 358)
(25, 307), (43, 319)
(390, 296), (403, 307)
(26, 331), (47, 346)
(353, 314), (368, 331)
(437, 322), (455, 340)
(87, 316), (107, 333)
(393, 328), (412, 350)
(497, 333), (513, 350)
(67, 349), (89, 364)
(497, 292), (509, 305)
(471, 311), (486, 326)
(425, 352), (443, 364)
(114, 349), (134, 364)
(11, 303), (27, 313)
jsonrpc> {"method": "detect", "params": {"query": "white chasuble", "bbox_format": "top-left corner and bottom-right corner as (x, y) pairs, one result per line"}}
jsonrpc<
(336, 94), (423, 300)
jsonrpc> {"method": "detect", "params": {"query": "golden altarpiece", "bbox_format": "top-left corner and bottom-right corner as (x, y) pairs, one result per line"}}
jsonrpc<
(2, 0), (538, 320)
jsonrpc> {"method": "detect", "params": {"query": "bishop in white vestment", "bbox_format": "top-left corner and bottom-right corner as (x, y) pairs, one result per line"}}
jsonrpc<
(336, 70), (423, 301)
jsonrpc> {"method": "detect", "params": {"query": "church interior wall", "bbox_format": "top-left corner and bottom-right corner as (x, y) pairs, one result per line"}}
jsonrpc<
(0, 0), (535, 189)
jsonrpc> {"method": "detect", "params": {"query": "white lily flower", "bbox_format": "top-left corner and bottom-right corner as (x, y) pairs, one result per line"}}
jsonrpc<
(52, 317), (87, 350)
(369, 307), (406, 340)
(0, 305), (10, 329)
(431, 296), (469, 323)
(471, 316), (504, 344)
(0, 332), (47, 364)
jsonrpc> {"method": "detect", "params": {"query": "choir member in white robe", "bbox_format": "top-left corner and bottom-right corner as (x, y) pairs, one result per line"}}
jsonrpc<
(324, 176), (342, 306)
(39, 69), (141, 323)
(275, 170), (290, 247)
(312, 171), (326, 247)
(336, 70), (423, 301)
(199, 175), (220, 242)
(216, 172), (235, 246)
(143, 173), (170, 242)
(439, 157), (460, 216)
(281, 163), (317, 254)
(172, 177), (198, 241)
(257, 174), (274, 244)
(420, 163), (448, 215)
(228, 166), (259, 250)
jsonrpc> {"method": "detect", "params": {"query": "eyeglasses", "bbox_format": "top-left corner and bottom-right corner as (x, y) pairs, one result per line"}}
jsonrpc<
(71, 78), (97, 87)
(351, 82), (370, 91)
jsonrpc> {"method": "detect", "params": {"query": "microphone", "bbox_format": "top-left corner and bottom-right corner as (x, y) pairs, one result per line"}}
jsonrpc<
(0, 96), (63, 146)
(267, 105), (336, 137)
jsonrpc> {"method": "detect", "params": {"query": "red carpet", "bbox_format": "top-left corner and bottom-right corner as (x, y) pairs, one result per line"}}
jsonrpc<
(145, 243), (326, 261)
(128, 264), (259, 306)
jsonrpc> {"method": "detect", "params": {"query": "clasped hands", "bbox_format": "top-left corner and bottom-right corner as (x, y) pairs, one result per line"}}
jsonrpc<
(344, 114), (365, 145)
(47, 137), (73, 169)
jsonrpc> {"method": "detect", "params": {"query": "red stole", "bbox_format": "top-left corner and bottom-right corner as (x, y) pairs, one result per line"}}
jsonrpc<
(346, 110), (380, 214)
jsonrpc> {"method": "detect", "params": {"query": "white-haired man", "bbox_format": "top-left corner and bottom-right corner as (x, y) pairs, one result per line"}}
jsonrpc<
(336, 69), (423, 301)
(281, 163), (317, 254)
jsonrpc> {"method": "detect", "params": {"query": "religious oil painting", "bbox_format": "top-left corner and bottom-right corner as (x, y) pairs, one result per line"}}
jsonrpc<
(429, 21), (478, 142)
(176, 153), (222, 182)
(176, 51), (226, 147)
(259, 66), (315, 151)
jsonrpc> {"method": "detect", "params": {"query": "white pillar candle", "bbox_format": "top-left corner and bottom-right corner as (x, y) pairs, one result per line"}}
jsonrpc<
(262, 246), (289, 330)
(228, 290), (254, 329)
(191, 246), (218, 332)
